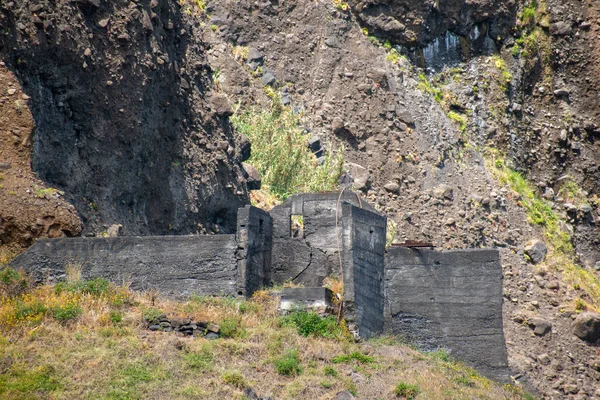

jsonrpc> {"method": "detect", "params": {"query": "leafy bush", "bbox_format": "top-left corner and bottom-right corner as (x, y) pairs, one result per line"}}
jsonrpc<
(323, 366), (337, 377)
(142, 308), (165, 324)
(109, 310), (123, 325)
(394, 382), (419, 399)
(15, 300), (47, 321)
(275, 349), (302, 376)
(331, 351), (375, 364)
(50, 303), (82, 322)
(231, 97), (344, 200)
(280, 311), (343, 338)
(431, 348), (451, 362)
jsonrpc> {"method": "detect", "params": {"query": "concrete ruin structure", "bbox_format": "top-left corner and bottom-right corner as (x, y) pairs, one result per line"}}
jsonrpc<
(11, 191), (508, 382)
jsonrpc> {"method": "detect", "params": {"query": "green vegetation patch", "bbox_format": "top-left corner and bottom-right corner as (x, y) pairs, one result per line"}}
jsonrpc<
(274, 349), (302, 376)
(488, 152), (600, 310)
(184, 344), (214, 372)
(331, 351), (375, 364)
(231, 96), (344, 200)
(0, 365), (62, 398)
(394, 382), (419, 399)
(281, 311), (345, 339)
(54, 277), (111, 297)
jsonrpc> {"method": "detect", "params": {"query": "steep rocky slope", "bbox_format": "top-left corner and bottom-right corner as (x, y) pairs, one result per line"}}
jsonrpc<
(203, 0), (600, 397)
(0, 0), (249, 242)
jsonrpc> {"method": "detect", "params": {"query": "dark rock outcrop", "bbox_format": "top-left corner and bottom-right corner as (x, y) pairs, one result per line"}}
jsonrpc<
(0, 0), (249, 236)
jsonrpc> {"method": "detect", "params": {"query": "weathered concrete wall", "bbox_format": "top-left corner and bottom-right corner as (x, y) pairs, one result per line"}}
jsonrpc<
(385, 247), (509, 382)
(270, 191), (375, 286)
(236, 205), (272, 296)
(342, 203), (387, 339)
(11, 235), (238, 297)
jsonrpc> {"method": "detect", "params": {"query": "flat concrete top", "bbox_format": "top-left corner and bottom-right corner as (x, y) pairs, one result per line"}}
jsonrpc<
(281, 287), (333, 303)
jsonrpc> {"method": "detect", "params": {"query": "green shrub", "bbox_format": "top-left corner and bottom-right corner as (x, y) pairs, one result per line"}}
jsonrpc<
(281, 311), (343, 338)
(50, 303), (82, 322)
(394, 382), (419, 399)
(275, 349), (302, 376)
(109, 310), (123, 325)
(222, 371), (246, 388)
(320, 380), (333, 389)
(231, 98), (344, 200)
(431, 348), (451, 362)
(15, 301), (47, 321)
(324, 366), (337, 377)
(447, 111), (467, 132)
(331, 351), (375, 364)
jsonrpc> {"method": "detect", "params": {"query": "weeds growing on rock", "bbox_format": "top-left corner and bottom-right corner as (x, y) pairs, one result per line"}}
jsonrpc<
(487, 152), (600, 311)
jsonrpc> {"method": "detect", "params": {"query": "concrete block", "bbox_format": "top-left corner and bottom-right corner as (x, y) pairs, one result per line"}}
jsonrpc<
(279, 287), (333, 312)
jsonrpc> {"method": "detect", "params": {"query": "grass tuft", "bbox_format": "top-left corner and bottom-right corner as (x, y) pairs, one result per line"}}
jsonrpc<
(280, 311), (345, 339)
(331, 351), (375, 364)
(274, 349), (302, 376)
(394, 382), (419, 399)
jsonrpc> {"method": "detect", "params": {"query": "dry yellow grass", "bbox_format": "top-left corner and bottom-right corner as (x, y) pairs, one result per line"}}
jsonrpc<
(0, 276), (534, 400)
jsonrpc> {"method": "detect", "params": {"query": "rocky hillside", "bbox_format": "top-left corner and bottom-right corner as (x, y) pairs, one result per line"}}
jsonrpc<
(1, 0), (600, 398)
(202, 0), (600, 398)
(0, 0), (249, 243)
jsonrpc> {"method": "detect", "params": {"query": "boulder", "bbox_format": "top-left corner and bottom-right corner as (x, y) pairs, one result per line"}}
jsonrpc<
(345, 162), (370, 191)
(524, 239), (547, 264)
(335, 391), (355, 400)
(554, 88), (570, 98)
(261, 68), (277, 87)
(238, 134), (251, 162)
(242, 163), (261, 190)
(550, 21), (571, 36)
(331, 117), (345, 134)
(384, 182), (400, 194)
(210, 94), (233, 117)
(572, 312), (600, 343)
(529, 318), (552, 336)
(308, 136), (321, 152)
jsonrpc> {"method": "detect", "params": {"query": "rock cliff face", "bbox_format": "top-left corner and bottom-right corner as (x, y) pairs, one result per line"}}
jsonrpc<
(0, 0), (249, 240)
(348, 0), (518, 47)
